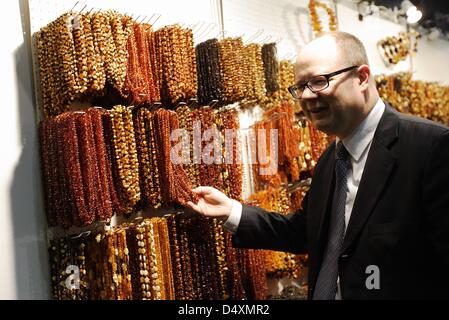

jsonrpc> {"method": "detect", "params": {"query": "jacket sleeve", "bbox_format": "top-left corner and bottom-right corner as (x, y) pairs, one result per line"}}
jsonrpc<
(232, 191), (309, 254)
(422, 130), (449, 290)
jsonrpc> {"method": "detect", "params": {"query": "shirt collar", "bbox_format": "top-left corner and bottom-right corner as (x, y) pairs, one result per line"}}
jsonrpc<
(337, 99), (385, 162)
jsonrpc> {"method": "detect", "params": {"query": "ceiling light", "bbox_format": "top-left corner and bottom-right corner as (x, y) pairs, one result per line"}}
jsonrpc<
(401, 0), (422, 24)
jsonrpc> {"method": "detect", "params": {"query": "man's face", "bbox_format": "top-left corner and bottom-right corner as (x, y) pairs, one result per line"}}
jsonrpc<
(294, 38), (364, 138)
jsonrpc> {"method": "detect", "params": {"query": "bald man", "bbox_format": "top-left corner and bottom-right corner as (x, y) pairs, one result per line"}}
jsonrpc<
(188, 32), (449, 299)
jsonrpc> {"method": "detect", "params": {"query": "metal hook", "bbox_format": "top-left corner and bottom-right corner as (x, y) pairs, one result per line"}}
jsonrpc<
(150, 102), (162, 111)
(176, 101), (187, 109)
(71, 230), (91, 239)
(70, 1), (80, 12)
(192, 21), (205, 33)
(188, 98), (199, 109)
(209, 99), (220, 108)
(193, 22), (210, 40)
(212, 29), (227, 40)
(281, 52), (294, 61)
(151, 13), (162, 26)
(147, 13), (156, 25)
(196, 22), (216, 40)
(141, 16), (148, 23)
(275, 36), (284, 44)
(144, 17), (154, 26)
(79, 4), (87, 14)
(237, 32), (246, 40)
(262, 35), (272, 43)
(245, 29), (264, 44)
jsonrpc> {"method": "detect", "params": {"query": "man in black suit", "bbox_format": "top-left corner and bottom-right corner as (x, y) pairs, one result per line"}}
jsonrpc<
(187, 31), (449, 299)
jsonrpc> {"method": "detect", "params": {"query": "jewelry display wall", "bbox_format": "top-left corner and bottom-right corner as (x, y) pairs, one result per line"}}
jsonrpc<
(28, 0), (449, 301)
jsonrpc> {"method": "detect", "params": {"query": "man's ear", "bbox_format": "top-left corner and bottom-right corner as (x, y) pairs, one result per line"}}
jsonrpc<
(357, 65), (370, 92)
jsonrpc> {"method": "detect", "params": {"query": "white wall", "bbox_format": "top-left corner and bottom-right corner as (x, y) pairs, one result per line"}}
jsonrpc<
(413, 36), (449, 85)
(0, 0), (50, 299)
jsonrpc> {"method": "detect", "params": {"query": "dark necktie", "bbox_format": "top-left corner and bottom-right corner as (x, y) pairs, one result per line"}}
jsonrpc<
(313, 141), (352, 300)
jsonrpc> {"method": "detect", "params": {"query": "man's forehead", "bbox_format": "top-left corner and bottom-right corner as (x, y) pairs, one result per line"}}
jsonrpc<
(294, 55), (339, 83)
(293, 36), (340, 82)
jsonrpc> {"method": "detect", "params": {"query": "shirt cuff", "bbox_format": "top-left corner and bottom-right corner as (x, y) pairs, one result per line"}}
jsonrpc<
(223, 199), (242, 234)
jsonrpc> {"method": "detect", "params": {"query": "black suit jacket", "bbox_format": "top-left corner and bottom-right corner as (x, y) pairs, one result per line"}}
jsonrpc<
(233, 104), (449, 299)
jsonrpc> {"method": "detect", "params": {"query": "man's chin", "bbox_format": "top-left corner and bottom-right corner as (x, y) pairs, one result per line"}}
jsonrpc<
(311, 120), (334, 135)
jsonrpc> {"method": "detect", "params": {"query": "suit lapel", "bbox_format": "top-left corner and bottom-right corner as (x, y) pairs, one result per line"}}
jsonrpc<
(309, 144), (336, 288)
(341, 104), (399, 254)
(313, 151), (335, 249)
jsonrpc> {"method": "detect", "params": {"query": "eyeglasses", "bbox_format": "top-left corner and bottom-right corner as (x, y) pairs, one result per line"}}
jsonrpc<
(288, 66), (358, 99)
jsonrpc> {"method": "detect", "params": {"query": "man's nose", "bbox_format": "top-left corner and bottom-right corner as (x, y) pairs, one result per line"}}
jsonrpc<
(301, 86), (319, 100)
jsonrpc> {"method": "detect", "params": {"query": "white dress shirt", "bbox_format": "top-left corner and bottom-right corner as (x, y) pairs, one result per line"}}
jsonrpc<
(224, 99), (386, 299)
(334, 98), (385, 299)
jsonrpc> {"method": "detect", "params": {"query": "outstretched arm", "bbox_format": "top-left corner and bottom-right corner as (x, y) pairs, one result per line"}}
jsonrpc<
(187, 186), (309, 254)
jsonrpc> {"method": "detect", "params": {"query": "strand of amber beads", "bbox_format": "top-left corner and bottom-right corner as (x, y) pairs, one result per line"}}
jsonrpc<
(110, 105), (141, 214)
(145, 109), (162, 208)
(243, 43), (266, 103)
(141, 219), (161, 300)
(100, 109), (129, 215)
(81, 13), (106, 94)
(92, 12), (118, 91)
(212, 218), (229, 299)
(36, 29), (51, 117)
(58, 112), (92, 226)
(167, 214), (185, 299)
(86, 108), (113, 220)
(39, 119), (58, 226)
(107, 11), (130, 91)
(156, 218), (175, 299)
(308, 0), (338, 37)
(72, 13), (88, 95)
(178, 216), (194, 299)
(133, 108), (152, 208)
(55, 13), (80, 104)
(218, 37), (246, 103)
(136, 223), (152, 299)
(75, 112), (103, 222)
(279, 60), (296, 104)
(262, 43), (280, 94)
(225, 109), (243, 201)
(196, 39), (224, 105)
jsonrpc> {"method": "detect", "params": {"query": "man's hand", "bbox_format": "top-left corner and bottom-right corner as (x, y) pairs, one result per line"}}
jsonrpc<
(186, 186), (233, 219)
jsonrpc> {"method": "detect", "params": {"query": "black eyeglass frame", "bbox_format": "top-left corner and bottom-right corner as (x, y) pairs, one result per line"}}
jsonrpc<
(288, 65), (358, 99)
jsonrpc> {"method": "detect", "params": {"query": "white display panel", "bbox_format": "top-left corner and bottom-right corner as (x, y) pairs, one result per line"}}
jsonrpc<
(29, 0), (218, 36)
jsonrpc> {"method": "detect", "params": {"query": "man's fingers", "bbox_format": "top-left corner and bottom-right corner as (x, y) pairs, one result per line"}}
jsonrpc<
(187, 201), (203, 214)
(192, 186), (213, 196)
